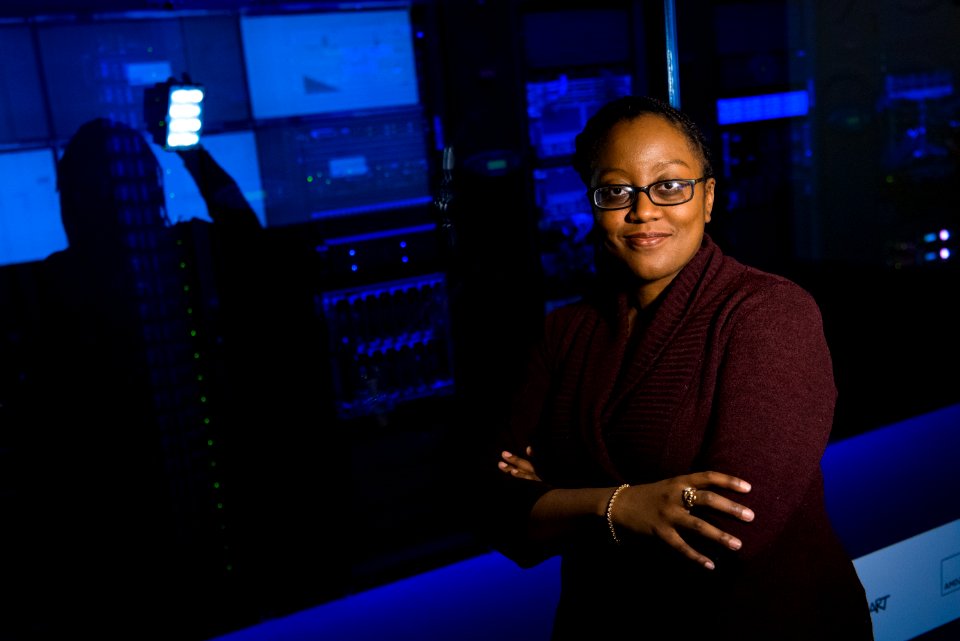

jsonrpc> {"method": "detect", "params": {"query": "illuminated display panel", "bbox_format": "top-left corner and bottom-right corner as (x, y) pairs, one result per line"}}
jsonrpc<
(36, 15), (249, 140)
(240, 9), (420, 121)
(716, 90), (810, 125)
(255, 109), (431, 227)
(0, 24), (49, 144)
(152, 130), (267, 227)
(0, 148), (66, 267)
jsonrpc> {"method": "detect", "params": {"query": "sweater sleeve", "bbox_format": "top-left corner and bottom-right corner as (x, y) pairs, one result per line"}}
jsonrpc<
(694, 278), (837, 561)
(474, 312), (565, 568)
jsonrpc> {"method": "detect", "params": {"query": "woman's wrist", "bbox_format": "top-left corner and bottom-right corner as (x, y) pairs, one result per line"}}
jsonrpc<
(605, 484), (630, 544)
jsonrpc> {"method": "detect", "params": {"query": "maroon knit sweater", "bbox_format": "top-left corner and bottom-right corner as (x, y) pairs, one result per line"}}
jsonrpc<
(484, 235), (873, 640)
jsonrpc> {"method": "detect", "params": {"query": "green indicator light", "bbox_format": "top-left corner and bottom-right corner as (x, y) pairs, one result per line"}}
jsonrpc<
(203, 417), (210, 424)
(186, 307), (193, 314)
(217, 503), (223, 509)
(190, 329), (197, 337)
(306, 176), (313, 183)
(213, 482), (220, 489)
(183, 285), (190, 292)
(200, 396), (207, 403)
(179, 261), (187, 269)
(194, 352), (200, 359)
(207, 439), (214, 446)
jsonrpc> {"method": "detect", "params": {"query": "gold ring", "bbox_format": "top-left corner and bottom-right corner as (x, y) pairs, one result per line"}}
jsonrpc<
(681, 486), (697, 510)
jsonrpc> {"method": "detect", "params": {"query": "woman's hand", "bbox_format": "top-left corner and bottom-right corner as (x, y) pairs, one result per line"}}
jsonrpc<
(611, 472), (754, 570)
(497, 453), (752, 570)
(497, 447), (541, 482)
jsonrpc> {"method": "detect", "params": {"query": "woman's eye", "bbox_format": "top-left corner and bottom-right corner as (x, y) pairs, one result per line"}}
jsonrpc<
(656, 181), (683, 193)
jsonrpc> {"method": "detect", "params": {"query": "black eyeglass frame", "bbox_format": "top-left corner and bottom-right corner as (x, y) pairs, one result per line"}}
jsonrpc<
(588, 176), (712, 210)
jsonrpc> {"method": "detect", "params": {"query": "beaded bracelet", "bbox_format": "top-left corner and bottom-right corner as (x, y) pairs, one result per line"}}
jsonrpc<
(605, 483), (630, 544)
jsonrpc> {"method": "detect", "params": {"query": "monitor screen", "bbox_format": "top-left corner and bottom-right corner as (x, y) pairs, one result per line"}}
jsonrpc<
(0, 24), (49, 145)
(0, 148), (67, 267)
(152, 130), (267, 227)
(240, 9), (420, 121)
(255, 108), (432, 227)
(36, 15), (249, 141)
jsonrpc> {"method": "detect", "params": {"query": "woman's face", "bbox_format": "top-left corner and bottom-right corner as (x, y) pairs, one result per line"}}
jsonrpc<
(591, 114), (715, 307)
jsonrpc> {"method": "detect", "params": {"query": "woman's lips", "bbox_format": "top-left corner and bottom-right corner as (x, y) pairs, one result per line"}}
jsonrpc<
(624, 233), (669, 248)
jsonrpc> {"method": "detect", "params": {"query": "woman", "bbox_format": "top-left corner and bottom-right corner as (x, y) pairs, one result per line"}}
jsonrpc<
(482, 96), (873, 640)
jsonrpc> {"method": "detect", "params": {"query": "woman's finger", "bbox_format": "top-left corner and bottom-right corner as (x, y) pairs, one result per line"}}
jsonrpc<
(498, 451), (539, 480)
(659, 528), (717, 570)
(687, 470), (752, 493)
(512, 457), (536, 476)
(501, 450), (535, 473)
(680, 512), (744, 551)
(688, 489), (755, 522)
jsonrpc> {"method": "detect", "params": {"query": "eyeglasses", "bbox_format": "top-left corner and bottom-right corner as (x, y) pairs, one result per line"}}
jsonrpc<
(589, 177), (711, 210)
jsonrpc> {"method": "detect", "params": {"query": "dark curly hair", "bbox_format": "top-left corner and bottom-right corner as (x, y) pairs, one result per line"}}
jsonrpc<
(572, 95), (713, 187)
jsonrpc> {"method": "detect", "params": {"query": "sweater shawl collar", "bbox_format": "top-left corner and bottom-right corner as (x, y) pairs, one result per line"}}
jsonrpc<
(575, 234), (729, 479)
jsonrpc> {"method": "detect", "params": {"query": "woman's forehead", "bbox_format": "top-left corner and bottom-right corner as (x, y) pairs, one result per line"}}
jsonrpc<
(599, 117), (699, 168)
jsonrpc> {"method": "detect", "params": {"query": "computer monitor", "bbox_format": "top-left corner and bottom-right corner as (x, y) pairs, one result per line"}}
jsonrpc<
(36, 14), (249, 141)
(254, 109), (432, 227)
(240, 8), (420, 121)
(152, 130), (267, 227)
(0, 24), (49, 145)
(0, 148), (67, 267)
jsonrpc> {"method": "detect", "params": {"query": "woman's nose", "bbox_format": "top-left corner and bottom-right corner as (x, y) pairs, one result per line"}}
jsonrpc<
(625, 191), (660, 222)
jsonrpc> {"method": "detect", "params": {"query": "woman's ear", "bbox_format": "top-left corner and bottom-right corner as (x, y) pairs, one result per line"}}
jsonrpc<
(703, 177), (716, 223)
